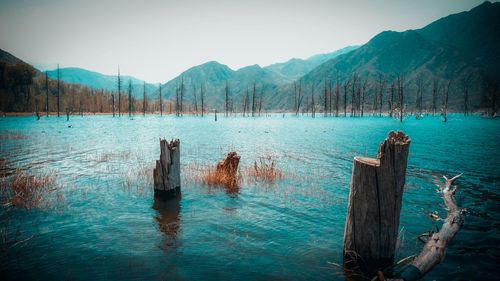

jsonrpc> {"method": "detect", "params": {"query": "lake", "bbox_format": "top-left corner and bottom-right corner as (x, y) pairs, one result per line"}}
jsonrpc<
(0, 114), (499, 280)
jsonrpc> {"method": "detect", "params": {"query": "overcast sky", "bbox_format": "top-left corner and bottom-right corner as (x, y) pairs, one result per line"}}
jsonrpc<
(0, 0), (487, 83)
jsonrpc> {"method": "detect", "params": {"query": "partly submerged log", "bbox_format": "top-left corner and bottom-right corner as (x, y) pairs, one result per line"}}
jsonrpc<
(343, 131), (411, 275)
(153, 138), (181, 199)
(389, 174), (465, 281)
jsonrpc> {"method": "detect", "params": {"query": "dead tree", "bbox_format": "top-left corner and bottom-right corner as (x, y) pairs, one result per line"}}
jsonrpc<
(175, 85), (180, 116)
(180, 78), (184, 116)
(56, 64), (60, 117)
(482, 76), (498, 117)
(143, 81), (147, 116)
(378, 75), (386, 117)
(159, 83), (163, 116)
(343, 76), (352, 117)
(431, 78), (439, 116)
(389, 81), (395, 118)
(259, 89), (263, 116)
(252, 83), (256, 117)
(224, 81), (229, 117)
(118, 67), (121, 117)
(45, 71), (49, 116)
(461, 72), (473, 116)
(361, 77), (368, 117)
(344, 131), (410, 276)
(324, 79), (328, 116)
(311, 84), (315, 118)
(329, 80), (333, 116)
(294, 81), (297, 114)
(153, 139), (181, 199)
(200, 84), (205, 117)
(193, 85), (198, 116)
(296, 80), (303, 116)
(128, 80), (132, 117)
(397, 74), (405, 122)
(112, 93), (115, 117)
(335, 73), (340, 117)
(442, 78), (452, 122)
(415, 75), (424, 118)
(351, 72), (358, 116)
(392, 174), (465, 281)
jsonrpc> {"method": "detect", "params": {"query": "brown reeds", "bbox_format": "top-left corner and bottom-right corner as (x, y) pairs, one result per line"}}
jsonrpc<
(202, 152), (241, 192)
(0, 169), (60, 209)
(246, 156), (283, 182)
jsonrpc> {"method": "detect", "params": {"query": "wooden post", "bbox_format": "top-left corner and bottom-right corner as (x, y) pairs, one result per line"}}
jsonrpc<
(343, 131), (410, 274)
(153, 139), (181, 199)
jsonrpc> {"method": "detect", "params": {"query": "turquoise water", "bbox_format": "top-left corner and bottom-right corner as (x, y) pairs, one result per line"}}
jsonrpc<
(0, 114), (499, 280)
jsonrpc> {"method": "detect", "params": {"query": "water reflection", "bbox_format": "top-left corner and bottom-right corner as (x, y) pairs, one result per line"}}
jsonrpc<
(153, 195), (181, 250)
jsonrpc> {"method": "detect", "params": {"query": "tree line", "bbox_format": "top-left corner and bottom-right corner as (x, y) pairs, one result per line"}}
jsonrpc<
(1, 62), (497, 119)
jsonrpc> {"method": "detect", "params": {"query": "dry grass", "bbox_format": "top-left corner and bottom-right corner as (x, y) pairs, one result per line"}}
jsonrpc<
(0, 169), (61, 209)
(246, 156), (283, 182)
(202, 167), (241, 191)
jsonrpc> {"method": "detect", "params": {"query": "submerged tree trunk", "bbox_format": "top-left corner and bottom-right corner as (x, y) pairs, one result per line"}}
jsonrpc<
(153, 139), (181, 199)
(390, 174), (465, 281)
(344, 131), (411, 276)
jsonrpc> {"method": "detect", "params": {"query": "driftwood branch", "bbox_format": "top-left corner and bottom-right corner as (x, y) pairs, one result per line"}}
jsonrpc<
(388, 174), (465, 281)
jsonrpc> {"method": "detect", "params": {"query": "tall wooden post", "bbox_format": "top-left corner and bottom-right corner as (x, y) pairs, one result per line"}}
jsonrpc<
(343, 131), (410, 275)
(153, 139), (181, 199)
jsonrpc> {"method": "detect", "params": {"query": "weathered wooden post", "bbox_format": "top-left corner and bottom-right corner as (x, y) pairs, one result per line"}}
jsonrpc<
(343, 131), (410, 275)
(153, 138), (181, 199)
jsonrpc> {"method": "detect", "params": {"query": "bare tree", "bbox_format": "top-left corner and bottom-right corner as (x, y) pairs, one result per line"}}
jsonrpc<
(143, 81), (147, 116)
(200, 84), (205, 117)
(335, 72), (340, 117)
(57, 64), (60, 117)
(159, 83), (163, 116)
(323, 79), (328, 116)
(180, 78), (184, 116)
(482, 76), (498, 117)
(311, 84), (315, 118)
(415, 75), (424, 118)
(193, 85), (198, 116)
(45, 71), (49, 116)
(442, 78), (453, 122)
(117, 67), (121, 117)
(112, 93), (115, 117)
(296, 80), (303, 116)
(350, 72), (358, 116)
(128, 80), (132, 117)
(461, 72), (473, 116)
(361, 77), (368, 117)
(432, 78), (439, 116)
(389, 80), (395, 118)
(252, 83), (256, 117)
(397, 74), (405, 122)
(225, 81), (229, 117)
(343, 75), (352, 117)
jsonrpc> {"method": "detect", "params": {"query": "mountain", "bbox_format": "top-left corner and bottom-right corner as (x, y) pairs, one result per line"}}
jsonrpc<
(265, 45), (359, 80)
(156, 46), (360, 111)
(281, 1), (500, 111)
(45, 67), (158, 98)
(0, 49), (23, 65)
(157, 61), (285, 110)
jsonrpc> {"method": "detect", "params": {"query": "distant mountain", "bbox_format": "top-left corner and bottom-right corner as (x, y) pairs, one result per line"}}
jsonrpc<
(157, 46), (360, 111)
(46, 67), (158, 98)
(278, 1), (500, 110)
(265, 46), (359, 80)
(158, 61), (288, 110)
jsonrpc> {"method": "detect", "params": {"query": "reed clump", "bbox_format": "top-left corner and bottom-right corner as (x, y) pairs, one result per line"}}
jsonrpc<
(247, 156), (283, 182)
(0, 169), (60, 209)
(202, 152), (241, 191)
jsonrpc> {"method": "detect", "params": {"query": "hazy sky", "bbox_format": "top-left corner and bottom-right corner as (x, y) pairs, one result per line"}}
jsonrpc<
(0, 0), (487, 83)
